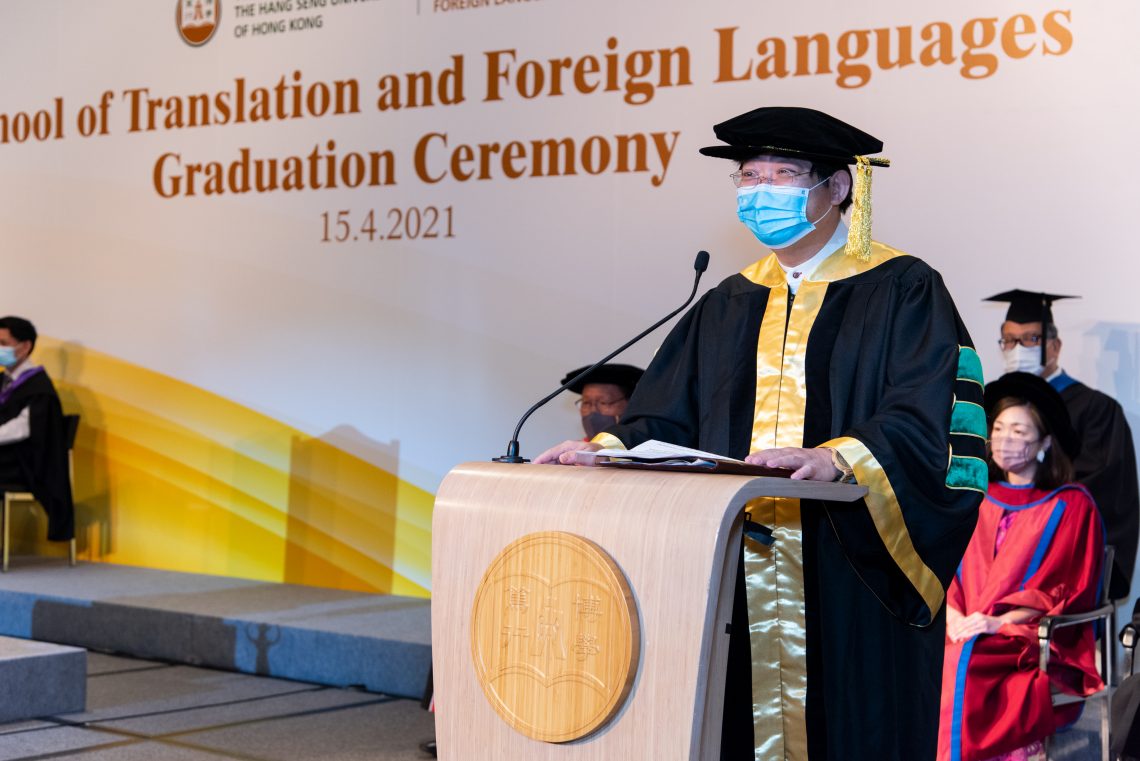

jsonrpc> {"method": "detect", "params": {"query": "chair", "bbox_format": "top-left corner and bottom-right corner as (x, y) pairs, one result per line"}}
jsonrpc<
(1038, 544), (1115, 761)
(1, 413), (79, 572)
(1115, 603), (1140, 760)
(1124, 607), (1140, 679)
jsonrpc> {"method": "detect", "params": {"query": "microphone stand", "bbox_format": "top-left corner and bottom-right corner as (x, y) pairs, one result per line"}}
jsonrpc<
(493, 251), (710, 463)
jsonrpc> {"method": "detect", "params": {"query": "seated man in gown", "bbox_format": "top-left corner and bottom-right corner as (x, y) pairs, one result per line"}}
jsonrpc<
(938, 371), (1105, 761)
(559, 363), (643, 441)
(0, 316), (75, 543)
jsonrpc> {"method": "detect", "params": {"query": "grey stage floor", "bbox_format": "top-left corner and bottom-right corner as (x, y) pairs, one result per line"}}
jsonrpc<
(0, 653), (1112, 761)
(0, 653), (437, 761)
(0, 560), (1111, 759)
(0, 559), (431, 698)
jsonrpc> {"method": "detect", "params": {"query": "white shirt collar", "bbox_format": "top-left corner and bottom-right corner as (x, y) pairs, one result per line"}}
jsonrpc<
(6, 359), (40, 382)
(778, 221), (849, 294)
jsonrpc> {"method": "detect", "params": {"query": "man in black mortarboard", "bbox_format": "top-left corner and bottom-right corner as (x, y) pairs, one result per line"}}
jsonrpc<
(986, 289), (1139, 601)
(0, 316), (75, 543)
(536, 107), (986, 761)
(559, 363), (643, 440)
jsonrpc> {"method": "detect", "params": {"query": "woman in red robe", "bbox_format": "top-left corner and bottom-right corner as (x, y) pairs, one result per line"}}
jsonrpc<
(938, 372), (1105, 761)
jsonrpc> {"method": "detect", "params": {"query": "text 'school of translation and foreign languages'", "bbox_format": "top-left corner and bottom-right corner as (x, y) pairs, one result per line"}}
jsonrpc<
(0, 11), (1074, 147)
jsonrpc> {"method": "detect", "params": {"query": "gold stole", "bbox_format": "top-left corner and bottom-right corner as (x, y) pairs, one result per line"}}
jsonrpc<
(738, 243), (906, 761)
(741, 255), (822, 761)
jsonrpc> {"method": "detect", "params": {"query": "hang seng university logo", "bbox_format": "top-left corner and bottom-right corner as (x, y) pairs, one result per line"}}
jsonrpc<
(177, 0), (220, 46)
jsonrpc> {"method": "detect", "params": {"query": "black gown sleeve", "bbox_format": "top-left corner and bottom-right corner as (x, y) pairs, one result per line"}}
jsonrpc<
(601, 279), (767, 458)
(1067, 386), (1140, 599)
(821, 264), (986, 625)
(602, 292), (710, 450)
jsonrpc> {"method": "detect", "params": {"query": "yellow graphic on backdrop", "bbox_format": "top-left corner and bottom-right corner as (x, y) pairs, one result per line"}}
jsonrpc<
(10, 337), (431, 598)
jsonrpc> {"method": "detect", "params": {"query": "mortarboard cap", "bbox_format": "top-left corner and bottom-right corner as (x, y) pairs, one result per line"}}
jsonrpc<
(560, 363), (644, 396)
(984, 289), (1078, 326)
(699, 107), (889, 262)
(985, 289), (1079, 365)
(698, 106), (887, 166)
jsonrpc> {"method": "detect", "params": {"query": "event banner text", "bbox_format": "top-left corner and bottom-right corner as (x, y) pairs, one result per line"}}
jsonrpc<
(1, 11), (1072, 198)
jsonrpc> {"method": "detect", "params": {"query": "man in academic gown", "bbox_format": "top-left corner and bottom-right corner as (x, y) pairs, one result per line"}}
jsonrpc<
(559, 363), (643, 440)
(986, 289), (1140, 600)
(536, 107), (986, 761)
(0, 316), (74, 542)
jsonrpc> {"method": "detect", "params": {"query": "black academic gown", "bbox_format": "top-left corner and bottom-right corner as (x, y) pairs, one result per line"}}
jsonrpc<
(600, 243), (986, 761)
(1052, 372), (1140, 600)
(0, 367), (75, 541)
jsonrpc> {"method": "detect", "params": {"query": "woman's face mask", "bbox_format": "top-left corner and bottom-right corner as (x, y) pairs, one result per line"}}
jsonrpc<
(990, 435), (1042, 473)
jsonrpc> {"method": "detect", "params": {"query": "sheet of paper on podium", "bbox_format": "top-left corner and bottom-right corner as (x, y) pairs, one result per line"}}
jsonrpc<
(575, 439), (793, 477)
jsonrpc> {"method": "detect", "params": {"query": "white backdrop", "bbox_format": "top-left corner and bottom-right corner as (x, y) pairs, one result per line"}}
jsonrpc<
(1, 0), (1137, 589)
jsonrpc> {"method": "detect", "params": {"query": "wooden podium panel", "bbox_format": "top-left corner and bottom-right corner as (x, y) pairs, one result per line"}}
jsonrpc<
(470, 530), (640, 742)
(431, 462), (866, 761)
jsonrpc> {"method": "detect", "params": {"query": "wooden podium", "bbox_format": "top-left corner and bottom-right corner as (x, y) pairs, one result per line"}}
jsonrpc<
(431, 462), (866, 760)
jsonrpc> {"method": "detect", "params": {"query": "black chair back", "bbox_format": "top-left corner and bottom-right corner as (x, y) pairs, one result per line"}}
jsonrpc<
(63, 414), (80, 450)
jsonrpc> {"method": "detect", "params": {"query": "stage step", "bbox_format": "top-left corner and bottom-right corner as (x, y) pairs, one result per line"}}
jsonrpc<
(0, 559), (431, 699)
(0, 635), (86, 723)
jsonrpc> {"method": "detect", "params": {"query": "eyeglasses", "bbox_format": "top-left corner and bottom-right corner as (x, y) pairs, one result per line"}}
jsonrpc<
(575, 397), (626, 414)
(998, 335), (1044, 350)
(729, 168), (814, 188)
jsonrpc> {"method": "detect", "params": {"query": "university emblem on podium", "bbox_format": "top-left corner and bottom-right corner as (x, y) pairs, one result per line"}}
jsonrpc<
(177, 0), (220, 46)
(470, 531), (640, 742)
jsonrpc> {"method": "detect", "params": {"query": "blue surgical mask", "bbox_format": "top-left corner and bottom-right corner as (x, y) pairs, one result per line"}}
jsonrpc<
(737, 176), (832, 249)
(0, 347), (16, 369)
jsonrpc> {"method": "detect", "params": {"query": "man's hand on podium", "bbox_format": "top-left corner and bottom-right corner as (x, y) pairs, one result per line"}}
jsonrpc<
(533, 440), (602, 465)
(745, 447), (841, 481)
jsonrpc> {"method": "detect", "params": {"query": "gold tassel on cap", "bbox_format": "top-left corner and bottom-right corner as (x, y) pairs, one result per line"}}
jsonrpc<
(845, 155), (890, 262)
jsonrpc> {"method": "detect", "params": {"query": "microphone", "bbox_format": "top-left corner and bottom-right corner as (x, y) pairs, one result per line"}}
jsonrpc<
(493, 250), (711, 463)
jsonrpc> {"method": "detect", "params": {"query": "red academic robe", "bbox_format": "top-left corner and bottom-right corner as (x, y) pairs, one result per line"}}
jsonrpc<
(938, 482), (1104, 761)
